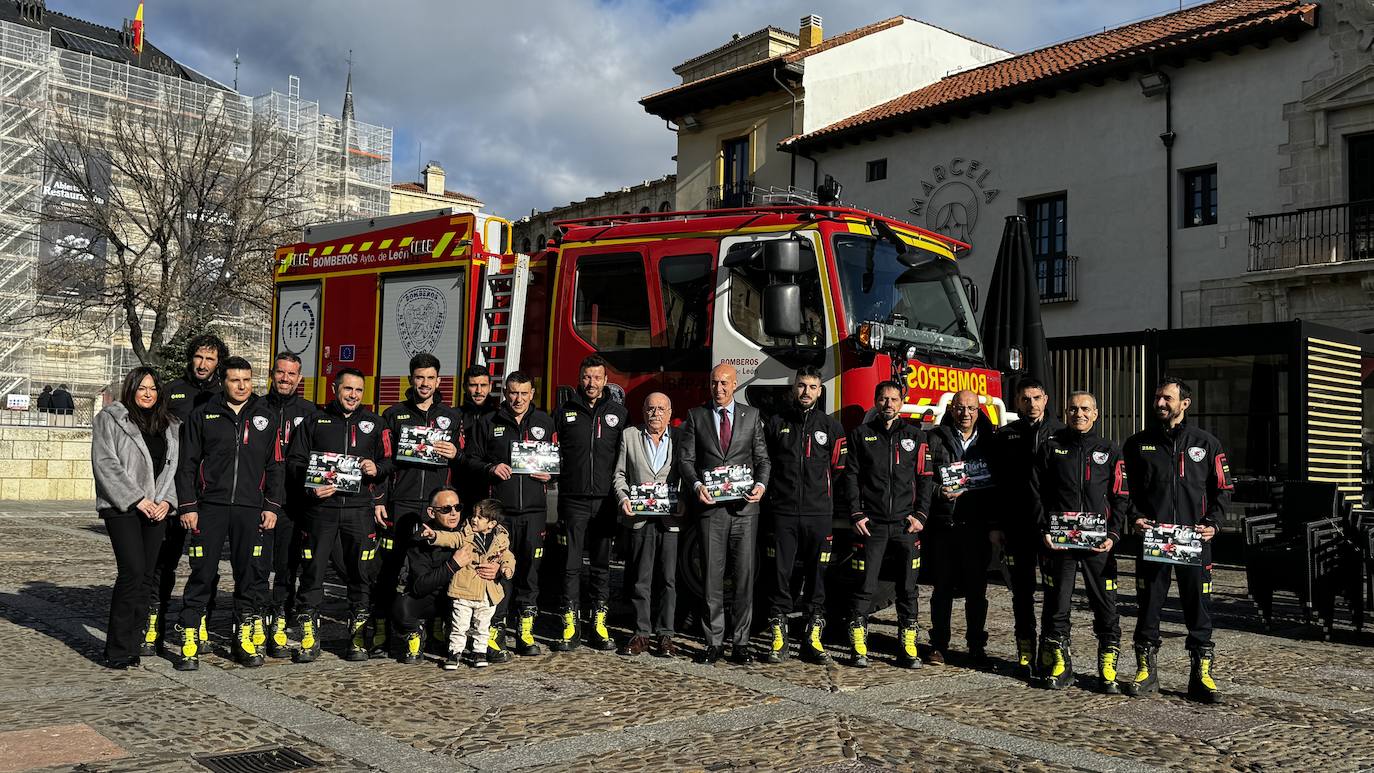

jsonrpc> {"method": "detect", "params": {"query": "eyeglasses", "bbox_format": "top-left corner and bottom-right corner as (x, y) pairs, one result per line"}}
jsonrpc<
(644, 406), (669, 414)
(429, 504), (459, 514)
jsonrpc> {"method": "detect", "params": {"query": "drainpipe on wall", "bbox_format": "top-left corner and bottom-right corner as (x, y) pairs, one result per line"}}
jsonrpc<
(1141, 67), (1176, 329)
(774, 63), (804, 189)
(1162, 87), (1176, 330)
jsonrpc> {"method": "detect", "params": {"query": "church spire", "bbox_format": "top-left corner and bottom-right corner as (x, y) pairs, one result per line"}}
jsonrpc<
(342, 49), (355, 123)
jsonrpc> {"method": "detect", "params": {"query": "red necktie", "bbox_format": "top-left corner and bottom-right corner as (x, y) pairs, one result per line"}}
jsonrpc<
(718, 407), (732, 452)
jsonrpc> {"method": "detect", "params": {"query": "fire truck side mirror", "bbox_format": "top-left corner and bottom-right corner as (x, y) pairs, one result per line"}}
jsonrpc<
(961, 275), (978, 313)
(763, 284), (802, 338)
(763, 240), (801, 274)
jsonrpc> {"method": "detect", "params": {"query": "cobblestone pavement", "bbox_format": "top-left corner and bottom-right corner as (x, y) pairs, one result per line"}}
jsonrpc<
(1, 502), (1372, 772)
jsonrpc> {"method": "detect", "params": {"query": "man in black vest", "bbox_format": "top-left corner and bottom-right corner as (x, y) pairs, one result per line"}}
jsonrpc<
(761, 365), (845, 664)
(172, 357), (283, 670)
(551, 355), (627, 651)
(287, 367), (390, 663)
(463, 370), (556, 656)
(991, 378), (1063, 676)
(261, 352), (318, 658)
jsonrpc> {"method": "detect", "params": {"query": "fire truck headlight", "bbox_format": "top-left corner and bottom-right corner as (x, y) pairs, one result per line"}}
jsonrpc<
(858, 322), (884, 351)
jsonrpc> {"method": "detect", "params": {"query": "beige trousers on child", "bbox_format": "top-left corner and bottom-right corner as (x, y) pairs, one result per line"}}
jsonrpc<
(449, 598), (497, 655)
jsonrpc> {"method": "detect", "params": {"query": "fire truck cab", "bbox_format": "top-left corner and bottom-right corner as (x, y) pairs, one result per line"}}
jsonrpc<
(543, 205), (1004, 427)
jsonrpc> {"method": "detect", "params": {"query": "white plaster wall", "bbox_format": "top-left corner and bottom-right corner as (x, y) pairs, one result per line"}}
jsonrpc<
(803, 21), (1010, 134)
(807, 33), (1331, 338)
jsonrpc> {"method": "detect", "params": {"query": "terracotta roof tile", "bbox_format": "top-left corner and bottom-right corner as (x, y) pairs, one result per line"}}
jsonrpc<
(784, 0), (1318, 148)
(391, 182), (483, 204)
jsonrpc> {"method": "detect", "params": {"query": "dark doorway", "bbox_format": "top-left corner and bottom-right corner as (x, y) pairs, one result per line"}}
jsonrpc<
(1346, 133), (1374, 260)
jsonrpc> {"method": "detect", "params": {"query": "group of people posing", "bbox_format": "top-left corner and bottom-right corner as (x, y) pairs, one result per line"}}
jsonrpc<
(91, 335), (1231, 705)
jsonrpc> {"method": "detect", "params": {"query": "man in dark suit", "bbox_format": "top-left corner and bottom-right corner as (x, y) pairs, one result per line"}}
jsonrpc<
(678, 362), (771, 664)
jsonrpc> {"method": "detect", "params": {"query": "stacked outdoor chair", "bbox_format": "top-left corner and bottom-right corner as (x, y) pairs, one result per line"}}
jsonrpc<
(1243, 481), (1364, 638)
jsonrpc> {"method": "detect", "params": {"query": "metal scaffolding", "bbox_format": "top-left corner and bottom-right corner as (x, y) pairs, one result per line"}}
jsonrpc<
(0, 17), (392, 404)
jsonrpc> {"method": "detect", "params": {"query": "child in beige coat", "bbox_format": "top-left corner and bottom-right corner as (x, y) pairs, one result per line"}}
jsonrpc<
(419, 498), (516, 668)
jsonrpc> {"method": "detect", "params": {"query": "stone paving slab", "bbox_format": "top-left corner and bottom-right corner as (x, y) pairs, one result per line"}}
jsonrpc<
(1, 507), (1373, 773)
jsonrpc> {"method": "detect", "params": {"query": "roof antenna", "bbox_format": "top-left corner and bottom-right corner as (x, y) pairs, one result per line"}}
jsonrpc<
(233, 49), (240, 92)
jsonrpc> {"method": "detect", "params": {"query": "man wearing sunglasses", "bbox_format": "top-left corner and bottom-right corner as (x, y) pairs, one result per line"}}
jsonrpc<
(391, 487), (468, 664)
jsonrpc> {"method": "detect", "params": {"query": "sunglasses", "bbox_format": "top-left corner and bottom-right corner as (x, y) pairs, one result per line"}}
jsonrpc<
(429, 504), (460, 515)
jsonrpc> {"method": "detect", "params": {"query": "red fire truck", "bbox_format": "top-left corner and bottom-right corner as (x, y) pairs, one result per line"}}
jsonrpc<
(272, 203), (1005, 614)
(271, 204), (1005, 426)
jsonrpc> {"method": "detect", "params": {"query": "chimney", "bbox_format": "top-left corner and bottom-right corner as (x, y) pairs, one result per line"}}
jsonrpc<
(423, 162), (445, 196)
(800, 14), (822, 49)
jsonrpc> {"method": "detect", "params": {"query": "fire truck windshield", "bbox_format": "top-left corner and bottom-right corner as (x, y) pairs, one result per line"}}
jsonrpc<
(832, 233), (983, 358)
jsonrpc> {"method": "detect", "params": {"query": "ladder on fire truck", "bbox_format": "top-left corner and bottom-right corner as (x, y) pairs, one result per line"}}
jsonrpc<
(475, 252), (530, 384)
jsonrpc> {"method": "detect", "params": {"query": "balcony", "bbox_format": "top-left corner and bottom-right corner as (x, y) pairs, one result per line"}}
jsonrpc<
(1248, 200), (1374, 271)
(707, 179), (753, 210)
(1036, 255), (1078, 304)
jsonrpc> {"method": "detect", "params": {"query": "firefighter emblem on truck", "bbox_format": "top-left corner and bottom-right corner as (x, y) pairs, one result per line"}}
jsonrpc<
(396, 286), (446, 358)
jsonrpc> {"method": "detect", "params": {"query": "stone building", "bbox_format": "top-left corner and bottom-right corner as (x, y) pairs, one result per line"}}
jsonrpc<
(390, 162), (483, 216)
(512, 174), (675, 254)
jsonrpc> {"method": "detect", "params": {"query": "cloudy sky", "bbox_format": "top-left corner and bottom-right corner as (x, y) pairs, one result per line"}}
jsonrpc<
(57, 0), (1185, 218)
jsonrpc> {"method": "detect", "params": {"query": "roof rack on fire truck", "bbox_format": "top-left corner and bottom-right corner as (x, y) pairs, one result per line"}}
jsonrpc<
(552, 204), (971, 253)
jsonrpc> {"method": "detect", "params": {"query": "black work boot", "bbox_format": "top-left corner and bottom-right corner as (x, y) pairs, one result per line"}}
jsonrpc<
(551, 607), (578, 652)
(1124, 644), (1160, 697)
(345, 612), (369, 662)
(1040, 636), (1074, 690)
(233, 614), (264, 668)
(897, 620), (922, 669)
(1188, 646), (1221, 705)
(141, 604), (161, 657)
(587, 605), (616, 651)
(848, 618), (869, 668)
(399, 630), (423, 664)
(1015, 636), (1036, 681)
(173, 623), (199, 672)
(293, 613), (321, 663)
(486, 626), (514, 664)
(763, 617), (787, 664)
(516, 607), (542, 656)
(267, 608), (292, 659)
(1098, 643), (1122, 695)
(800, 614), (831, 665)
(368, 617), (389, 659)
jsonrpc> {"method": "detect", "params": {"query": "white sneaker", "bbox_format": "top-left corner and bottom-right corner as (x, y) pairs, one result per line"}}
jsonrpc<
(472, 658), (490, 668)
(443, 652), (460, 671)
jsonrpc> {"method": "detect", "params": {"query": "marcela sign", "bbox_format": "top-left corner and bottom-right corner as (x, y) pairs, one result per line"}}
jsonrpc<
(908, 158), (999, 251)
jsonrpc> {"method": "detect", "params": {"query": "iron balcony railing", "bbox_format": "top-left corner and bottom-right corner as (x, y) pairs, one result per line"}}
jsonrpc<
(1248, 199), (1374, 271)
(707, 179), (754, 210)
(1036, 254), (1078, 303)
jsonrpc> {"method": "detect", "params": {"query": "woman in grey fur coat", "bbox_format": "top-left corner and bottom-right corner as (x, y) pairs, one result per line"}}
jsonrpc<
(91, 366), (179, 668)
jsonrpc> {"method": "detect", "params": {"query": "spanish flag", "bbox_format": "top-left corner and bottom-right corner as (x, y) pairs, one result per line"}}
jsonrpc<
(131, 2), (144, 54)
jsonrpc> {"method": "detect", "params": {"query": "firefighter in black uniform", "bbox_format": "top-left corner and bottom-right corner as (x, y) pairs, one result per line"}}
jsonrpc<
(841, 380), (934, 668)
(1030, 391), (1132, 692)
(925, 390), (998, 667)
(761, 365), (845, 665)
(288, 367), (391, 663)
(991, 378), (1064, 677)
(172, 357), (283, 670)
(373, 353), (464, 659)
(1123, 377), (1231, 704)
(551, 355), (627, 652)
(391, 486), (464, 665)
(148, 332), (228, 651)
(261, 352), (317, 658)
(458, 365), (499, 509)
(463, 370), (556, 656)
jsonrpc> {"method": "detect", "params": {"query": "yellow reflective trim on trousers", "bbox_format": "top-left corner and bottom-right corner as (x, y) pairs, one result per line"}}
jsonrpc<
(851, 559), (865, 570)
(765, 547), (776, 558)
(819, 551), (830, 563)
(1203, 582), (1212, 594)
(253, 545), (263, 557)
(534, 547), (544, 559)
(361, 549), (376, 561)
(912, 558), (921, 569)
(382, 538), (394, 551)
(303, 549), (313, 560)
(1106, 579), (1118, 591)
